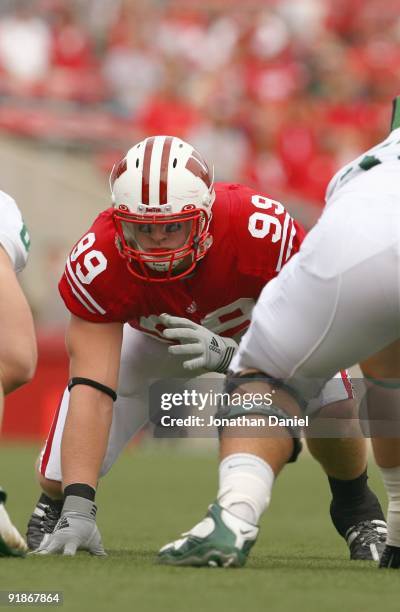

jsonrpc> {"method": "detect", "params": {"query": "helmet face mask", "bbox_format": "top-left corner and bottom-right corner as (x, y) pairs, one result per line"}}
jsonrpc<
(113, 207), (211, 281)
(110, 135), (215, 282)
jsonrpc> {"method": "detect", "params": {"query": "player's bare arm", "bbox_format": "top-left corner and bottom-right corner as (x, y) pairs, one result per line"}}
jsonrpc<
(62, 315), (123, 489)
(34, 315), (122, 556)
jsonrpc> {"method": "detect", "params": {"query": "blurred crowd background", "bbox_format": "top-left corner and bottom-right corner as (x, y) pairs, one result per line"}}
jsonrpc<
(1, 0), (399, 203)
(1, 0), (399, 436)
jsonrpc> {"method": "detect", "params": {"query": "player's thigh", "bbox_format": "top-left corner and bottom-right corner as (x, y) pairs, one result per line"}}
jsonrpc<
(232, 254), (343, 384)
(299, 245), (400, 379)
(39, 327), (196, 481)
(317, 371), (353, 409)
(360, 339), (400, 379)
(306, 370), (354, 417)
(118, 324), (187, 396)
(115, 324), (189, 434)
(307, 371), (362, 438)
(232, 245), (400, 403)
(38, 385), (149, 482)
(101, 326), (190, 474)
(38, 387), (69, 481)
(359, 339), (400, 448)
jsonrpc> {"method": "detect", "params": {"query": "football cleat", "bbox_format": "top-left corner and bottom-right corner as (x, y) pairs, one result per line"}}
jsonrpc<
(345, 519), (387, 561)
(158, 502), (259, 567)
(379, 544), (400, 568)
(26, 494), (62, 551)
(0, 488), (27, 557)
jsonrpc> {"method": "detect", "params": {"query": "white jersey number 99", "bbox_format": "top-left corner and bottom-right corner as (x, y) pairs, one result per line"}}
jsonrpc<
(248, 195), (284, 242)
(70, 232), (107, 284)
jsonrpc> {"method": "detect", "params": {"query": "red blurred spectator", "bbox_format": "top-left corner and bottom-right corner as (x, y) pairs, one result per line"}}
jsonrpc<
(134, 61), (201, 138)
(1, 0), (400, 211)
(50, 8), (94, 70)
(46, 6), (106, 103)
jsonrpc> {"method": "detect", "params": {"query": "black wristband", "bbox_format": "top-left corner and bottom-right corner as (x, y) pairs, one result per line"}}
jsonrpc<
(68, 377), (117, 402)
(64, 483), (96, 502)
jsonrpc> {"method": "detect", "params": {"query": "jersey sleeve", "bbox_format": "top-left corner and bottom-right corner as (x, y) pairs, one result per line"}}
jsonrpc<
(59, 210), (127, 323)
(0, 190), (30, 273)
(230, 185), (306, 281)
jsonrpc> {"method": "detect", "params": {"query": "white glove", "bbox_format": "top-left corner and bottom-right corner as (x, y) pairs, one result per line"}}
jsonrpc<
(160, 314), (238, 372)
(34, 496), (106, 557)
(0, 495), (27, 555)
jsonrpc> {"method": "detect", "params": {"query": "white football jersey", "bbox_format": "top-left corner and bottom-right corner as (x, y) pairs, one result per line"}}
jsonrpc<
(326, 126), (400, 203)
(0, 190), (30, 273)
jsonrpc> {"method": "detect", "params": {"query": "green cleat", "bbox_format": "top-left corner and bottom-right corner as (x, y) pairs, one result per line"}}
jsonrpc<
(158, 502), (258, 567)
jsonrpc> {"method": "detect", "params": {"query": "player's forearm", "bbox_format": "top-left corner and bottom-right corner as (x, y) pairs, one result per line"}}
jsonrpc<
(61, 387), (113, 490)
(62, 317), (122, 489)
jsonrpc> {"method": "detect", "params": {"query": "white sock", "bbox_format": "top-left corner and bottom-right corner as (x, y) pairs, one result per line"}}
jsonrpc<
(217, 453), (275, 525)
(380, 465), (400, 547)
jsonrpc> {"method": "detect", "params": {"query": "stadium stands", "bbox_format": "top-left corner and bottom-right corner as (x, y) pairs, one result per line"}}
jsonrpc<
(0, 0), (398, 207)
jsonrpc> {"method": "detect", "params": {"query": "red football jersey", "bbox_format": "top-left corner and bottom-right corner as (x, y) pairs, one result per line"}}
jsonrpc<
(59, 183), (305, 341)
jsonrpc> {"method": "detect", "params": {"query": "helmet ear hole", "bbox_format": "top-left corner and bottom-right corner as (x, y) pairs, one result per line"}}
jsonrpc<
(135, 159), (139, 168)
(173, 158), (177, 168)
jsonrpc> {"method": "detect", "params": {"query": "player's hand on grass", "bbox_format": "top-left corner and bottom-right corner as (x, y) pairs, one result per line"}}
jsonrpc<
(34, 496), (106, 557)
(160, 314), (238, 373)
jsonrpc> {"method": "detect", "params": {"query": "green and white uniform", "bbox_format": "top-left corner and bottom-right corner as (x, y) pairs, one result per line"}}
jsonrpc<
(0, 189), (30, 272)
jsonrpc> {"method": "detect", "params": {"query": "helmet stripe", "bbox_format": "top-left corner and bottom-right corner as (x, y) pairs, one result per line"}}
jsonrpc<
(142, 137), (155, 205)
(185, 151), (212, 188)
(110, 157), (127, 186)
(149, 136), (165, 205)
(159, 136), (173, 204)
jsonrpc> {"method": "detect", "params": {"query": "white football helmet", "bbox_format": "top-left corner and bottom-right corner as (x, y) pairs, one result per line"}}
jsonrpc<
(110, 135), (215, 282)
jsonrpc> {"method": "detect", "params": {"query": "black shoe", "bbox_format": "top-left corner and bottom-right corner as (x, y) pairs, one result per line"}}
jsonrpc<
(379, 544), (400, 568)
(26, 494), (62, 551)
(345, 519), (387, 561)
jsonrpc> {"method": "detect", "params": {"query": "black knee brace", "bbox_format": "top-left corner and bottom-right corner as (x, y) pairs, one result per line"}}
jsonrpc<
(364, 375), (400, 389)
(225, 370), (306, 409)
(218, 370), (305, 463)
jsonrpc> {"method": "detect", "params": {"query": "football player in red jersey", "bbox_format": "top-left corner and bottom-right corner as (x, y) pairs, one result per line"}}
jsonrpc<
(28, 136), (385, 560)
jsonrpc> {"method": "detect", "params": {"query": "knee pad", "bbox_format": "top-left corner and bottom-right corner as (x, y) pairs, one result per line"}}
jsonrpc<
(218, 371), (303, 463)
(364, 375), (400, 389)
(225, 370), (306, 409)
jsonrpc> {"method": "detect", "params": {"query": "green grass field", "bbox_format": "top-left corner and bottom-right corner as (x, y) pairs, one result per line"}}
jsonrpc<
(0, 443), (397, 612)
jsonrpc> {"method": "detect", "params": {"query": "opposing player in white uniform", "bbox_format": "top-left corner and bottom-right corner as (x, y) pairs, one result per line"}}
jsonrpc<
(159, 99), (400, 568)
(27, 136), (386, 560)
(0, 190), (36, 556)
